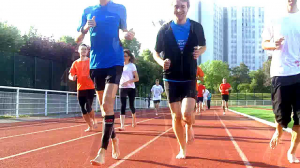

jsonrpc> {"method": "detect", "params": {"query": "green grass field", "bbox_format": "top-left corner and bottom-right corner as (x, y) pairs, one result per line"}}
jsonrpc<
(0, 115), (29, 119)
(230, 107), (294, 128)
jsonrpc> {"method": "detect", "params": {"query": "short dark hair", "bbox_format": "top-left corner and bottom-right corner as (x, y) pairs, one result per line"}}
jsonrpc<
(124, 49), (135, 63)
(79, 44), (88, 48)
(172, 0), (190, 8)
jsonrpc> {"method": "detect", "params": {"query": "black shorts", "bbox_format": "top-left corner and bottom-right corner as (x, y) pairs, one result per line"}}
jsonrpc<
(164, 81), (196, 103)
(197, 97), (203, 103)
(90, 66), (123, 91)
(77, 89), (95, 98)
(153, 100), (161, 104)
(222, 95), (229, 102)
(272, 74), (300, 128)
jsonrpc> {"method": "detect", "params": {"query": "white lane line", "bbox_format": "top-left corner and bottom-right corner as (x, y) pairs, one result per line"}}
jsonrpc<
(228, 109), (292, 133)
(215, 110), (253, 168)
(0, 124), (85, 140)
(0, 115), (164, 161)
(109, 127), (173, 168)
(0, 113), (158, 140)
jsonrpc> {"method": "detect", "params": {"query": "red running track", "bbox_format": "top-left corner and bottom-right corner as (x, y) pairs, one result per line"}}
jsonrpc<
(0, 107), (299, 168)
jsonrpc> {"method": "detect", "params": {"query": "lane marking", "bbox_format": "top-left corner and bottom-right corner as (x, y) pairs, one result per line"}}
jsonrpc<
(0, 115), (164, 161)
(0, 112), (161, 140)
(109, 127), (173, 168)
(214, 110), (253, 168)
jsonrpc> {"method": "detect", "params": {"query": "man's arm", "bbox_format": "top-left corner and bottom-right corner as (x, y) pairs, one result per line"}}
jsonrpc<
(75, 16), (96, 44)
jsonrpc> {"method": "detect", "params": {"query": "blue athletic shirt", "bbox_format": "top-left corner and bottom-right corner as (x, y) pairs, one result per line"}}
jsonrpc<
(77, 1), (127, 69)
(170, 19), (191, 52)
(165, 19), (191, 82)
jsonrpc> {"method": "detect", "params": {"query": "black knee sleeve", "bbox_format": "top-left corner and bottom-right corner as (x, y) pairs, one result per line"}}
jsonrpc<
(78, 97), (88, 114)
(101, 115), (115, 150)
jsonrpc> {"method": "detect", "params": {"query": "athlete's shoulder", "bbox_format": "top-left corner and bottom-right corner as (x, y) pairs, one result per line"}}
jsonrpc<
(158, 20), (172, 32)
(83, 5), (97, 14)
(110, 1), (126, 10)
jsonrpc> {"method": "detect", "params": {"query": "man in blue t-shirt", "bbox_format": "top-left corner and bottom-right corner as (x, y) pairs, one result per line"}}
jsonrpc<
(75, 0), (135, 166)
(153, 0), (206, 159)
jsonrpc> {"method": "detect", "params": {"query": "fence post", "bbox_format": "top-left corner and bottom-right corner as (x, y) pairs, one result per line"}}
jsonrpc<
(45, 91), (48, 116)
(66, 93), (69, 114)
(140, 97), (142, 109)
(115, 96), (118, 111)
(16, 88), (19, 118)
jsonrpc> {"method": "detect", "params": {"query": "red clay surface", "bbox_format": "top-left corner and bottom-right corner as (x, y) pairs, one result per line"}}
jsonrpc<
(0, 107), (299, 168)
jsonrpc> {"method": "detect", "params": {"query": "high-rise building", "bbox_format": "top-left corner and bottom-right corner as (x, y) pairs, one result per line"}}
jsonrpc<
(191, 0), (268, 70)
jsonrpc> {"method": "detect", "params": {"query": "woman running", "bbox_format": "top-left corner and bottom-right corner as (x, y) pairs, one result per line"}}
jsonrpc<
(119, 49), (139, 130)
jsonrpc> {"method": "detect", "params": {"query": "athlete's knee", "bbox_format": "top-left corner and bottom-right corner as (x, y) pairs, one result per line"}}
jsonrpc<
(171, 113), (182, 122)
(183, 112), (192, 123)
(102, 101), (114, 115)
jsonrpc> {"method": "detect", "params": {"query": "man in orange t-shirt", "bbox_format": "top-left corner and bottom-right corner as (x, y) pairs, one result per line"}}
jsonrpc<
(69, 44), (96, 132)
(219, 78), (232, 115)
(196, 66), (204, 90)
(197, 83), (206, 114)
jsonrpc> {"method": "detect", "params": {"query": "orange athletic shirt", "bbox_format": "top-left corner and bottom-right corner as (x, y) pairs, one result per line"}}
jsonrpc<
(196, 67), (205, 91)
(69, 58), (95, 91)
(219, 83), (231, 95)
(197, 84), (205, 97)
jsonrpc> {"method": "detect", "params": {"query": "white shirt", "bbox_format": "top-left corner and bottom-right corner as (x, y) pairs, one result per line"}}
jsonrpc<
(203, 89), (209, 99)
(262, 11), (300, 77)
(151, 85), (164, 100)
(119, 63), (137, 88)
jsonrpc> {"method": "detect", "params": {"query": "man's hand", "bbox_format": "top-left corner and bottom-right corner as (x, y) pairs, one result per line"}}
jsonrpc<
(87, 16), (96, 28)
(121, 81), (132, 87)
(275, 37), (285, 50)
(163, 59), (171, 70)
(125, 29), (135, 40)
(193, 46), (202, 59)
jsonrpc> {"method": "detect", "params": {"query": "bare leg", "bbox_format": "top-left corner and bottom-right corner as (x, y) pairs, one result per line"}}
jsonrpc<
(270, 121), (283, 149)
(287, 125), (300, 163)
(90, 84), (119, 165)
(169, 102), (186, 159)
(83, 114), (93, 132)
(182, 98), (195, 145)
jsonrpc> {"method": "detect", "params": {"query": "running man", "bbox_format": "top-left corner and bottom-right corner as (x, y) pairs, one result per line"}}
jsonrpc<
(219, 78), (231, 115)
(207, 91), (212, 110)
(119, 49), (139, 130)
(151, 79), (164, 115)
(203, 88), (209, 111)
(75, 0), (135, 165)
(262, 0), (300, 163)
(153, 0), (206, 159)
(69, 44), (97, 132)
(197, 82), (205, 114)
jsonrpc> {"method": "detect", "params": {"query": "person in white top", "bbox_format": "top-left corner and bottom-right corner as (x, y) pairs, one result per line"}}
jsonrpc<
(151, 79), (164, 115)
(262, 0), (300, 163)
(202, 89), (209, 111)
(119, 49), (139, 131)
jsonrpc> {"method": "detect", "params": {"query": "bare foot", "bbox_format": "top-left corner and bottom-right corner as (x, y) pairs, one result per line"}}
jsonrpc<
(288, 153), (300, 163)
(119, 127), (125, 131)
(112, 138), (120, 159)
(270, 131), (282, 149)
(85, 127), (93, 132)
(186, 125), (195, 144)
(176, 149), (186, 159)
(90, 149), (105, 166)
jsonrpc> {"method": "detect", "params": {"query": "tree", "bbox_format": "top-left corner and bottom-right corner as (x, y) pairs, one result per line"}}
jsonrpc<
(249, 69), (270, 93)
(59, 36), (77, 46)
(262, 59), (271, 87)
(200, 60), (230, 93)
(140, 49), (155, 63)
(0, 22), (24, 52)
(230, 63), (251, 92)
(121, 37), (141, 57)
(237, 83), (251, 93)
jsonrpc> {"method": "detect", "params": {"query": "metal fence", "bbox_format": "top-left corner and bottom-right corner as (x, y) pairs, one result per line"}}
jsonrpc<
(210, 100), (272, 106)
(211, 92), (271, 100)
(0, 86), (168, 117)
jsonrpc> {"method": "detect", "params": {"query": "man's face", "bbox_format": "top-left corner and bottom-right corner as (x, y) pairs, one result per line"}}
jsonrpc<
(79, 46), (88, 57)
(173, 0), (189, 22)
(288, 0), (297, 7)
(223, 78), (227, 83)
(156, 80), (159, 85)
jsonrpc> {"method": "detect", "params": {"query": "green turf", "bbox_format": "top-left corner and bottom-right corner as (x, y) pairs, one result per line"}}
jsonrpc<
(0, 115), (30, 119)
(230, 107), (294, 128)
